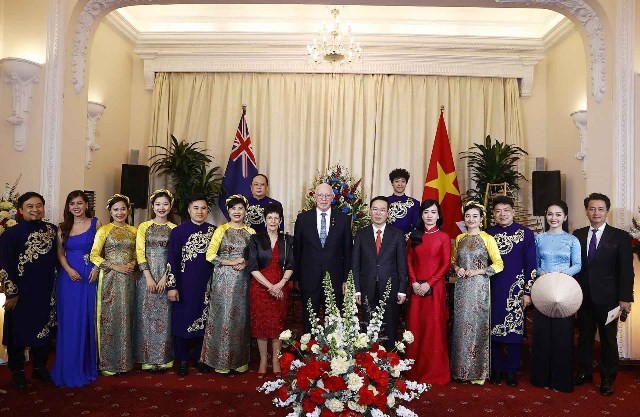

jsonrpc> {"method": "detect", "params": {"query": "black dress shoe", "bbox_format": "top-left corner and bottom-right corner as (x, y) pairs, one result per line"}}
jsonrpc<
(32, 367), (52, 384)
(505, 372), (518, 387)
(194, 362), (211, 374)
(600, 379), (614, 396)
(11, 370), (28, 389)
(177, 361), (189, 377)
(489, 371), (501, 385)
(573, 372), (593, 386)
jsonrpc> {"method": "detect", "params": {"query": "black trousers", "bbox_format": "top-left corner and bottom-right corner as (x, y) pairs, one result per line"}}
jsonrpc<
(174, 336), (204, 363)
(8, 345), (50, 374)
(576, 299), (619, 381)
(530, 308), (574, 392)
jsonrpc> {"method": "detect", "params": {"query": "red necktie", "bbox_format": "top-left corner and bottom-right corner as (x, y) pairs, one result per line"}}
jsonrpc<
(375, 229), (382, 255)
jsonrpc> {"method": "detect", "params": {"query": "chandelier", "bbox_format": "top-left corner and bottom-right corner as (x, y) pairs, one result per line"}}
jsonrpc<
(306, 8), (363, 65)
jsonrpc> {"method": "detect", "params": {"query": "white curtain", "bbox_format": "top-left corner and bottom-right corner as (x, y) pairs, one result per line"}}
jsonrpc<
(149, 72), (524, 231)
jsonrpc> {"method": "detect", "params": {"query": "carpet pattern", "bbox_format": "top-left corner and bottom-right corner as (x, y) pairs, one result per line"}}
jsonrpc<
(0, 360), (639, 417)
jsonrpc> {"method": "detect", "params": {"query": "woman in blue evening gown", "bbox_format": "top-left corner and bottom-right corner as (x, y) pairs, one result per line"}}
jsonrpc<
(52, 190), (101, 387)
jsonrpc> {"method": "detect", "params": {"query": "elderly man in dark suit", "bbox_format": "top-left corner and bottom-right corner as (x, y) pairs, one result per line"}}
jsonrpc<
(294, 182), (353, 333)
(352, 196), (408, 350)
(573, 193), (634, 396)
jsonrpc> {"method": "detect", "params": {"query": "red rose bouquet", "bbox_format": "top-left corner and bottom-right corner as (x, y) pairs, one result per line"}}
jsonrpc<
(258, 273), (428, 417)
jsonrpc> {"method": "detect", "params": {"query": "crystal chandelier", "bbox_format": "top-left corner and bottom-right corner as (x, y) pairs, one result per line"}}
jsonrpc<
(306, 8), (363, 65)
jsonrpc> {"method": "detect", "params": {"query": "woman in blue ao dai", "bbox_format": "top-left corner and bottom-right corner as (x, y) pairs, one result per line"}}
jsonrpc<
(52, 190), (101, 387)
(530, 200), (581, 393)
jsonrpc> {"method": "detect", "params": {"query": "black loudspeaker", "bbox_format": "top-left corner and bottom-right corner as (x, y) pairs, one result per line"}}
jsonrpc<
(120, 164), (149, 209)
(532, 170), (561, 216)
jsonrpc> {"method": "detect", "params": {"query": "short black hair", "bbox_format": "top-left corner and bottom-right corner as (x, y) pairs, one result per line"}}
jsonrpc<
(18, 192), (45, 208)
(263, 202), (283, 219)
(389, 168), (410, 183)
(583, 193), (610, 210)
(187, 193), (209, 207)
(251, 174), (269, 186)
(492, 195), (514, 208)
(369, 195), (389, 208)
(226, 196), (248, 210)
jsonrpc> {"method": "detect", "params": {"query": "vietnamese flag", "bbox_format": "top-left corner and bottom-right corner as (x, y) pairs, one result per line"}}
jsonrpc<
(422, 109), (463, 239)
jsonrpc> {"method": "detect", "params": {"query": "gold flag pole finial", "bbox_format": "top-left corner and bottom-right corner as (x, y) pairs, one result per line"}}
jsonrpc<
(242, 104), (247, 115)
(440, 105), (445, 112)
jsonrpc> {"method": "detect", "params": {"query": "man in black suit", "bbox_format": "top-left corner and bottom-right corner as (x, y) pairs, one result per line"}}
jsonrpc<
(573, 193), (634, 396)
(352, 196), (408, 350)
(294, 182), (353, 333)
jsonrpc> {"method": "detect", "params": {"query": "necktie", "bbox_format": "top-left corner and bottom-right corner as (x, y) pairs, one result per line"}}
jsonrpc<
(320, 212), (327, 247)
(375, 229), (382, 255)
(588, 228), (598, 262)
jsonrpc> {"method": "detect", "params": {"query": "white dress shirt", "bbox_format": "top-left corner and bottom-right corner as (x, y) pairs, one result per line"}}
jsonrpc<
(587, 222), (606, 258)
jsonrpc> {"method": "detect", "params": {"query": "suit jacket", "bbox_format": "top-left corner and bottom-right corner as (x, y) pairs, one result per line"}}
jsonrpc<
(247, 233), (295, 273)
(293, 209), (353, 294)
(352, 224), (408, 304)
(574, 224), (634, 306)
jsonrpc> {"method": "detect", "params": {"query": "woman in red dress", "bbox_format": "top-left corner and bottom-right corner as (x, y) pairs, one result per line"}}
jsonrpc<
(247, 203), (294, 378)
(405, 199), (451, 384)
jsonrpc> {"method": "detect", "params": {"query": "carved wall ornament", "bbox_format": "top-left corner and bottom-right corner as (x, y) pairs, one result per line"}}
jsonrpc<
(86, 101), (106, 169)
(496, 0), (606, 103)
(570, 110), (587, 178)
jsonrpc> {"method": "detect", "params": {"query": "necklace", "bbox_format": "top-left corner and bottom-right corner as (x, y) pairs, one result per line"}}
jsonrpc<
(424, 227), (439, 234)
(74, 218), (88, 224)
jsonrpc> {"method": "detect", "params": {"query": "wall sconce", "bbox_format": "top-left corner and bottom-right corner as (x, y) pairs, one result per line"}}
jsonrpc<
(570, 110), (587, 179)
(86, 101), (106, 169)
(0, 57), (42, 151)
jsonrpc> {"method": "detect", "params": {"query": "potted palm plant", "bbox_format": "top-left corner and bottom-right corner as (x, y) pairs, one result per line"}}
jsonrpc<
(460, 135), (528, 221)
(149, 135), (223, 221)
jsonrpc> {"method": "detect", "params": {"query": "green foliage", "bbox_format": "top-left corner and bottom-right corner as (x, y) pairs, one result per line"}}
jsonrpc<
(460, 135), (528, 203)
(149, 135), (222, 221)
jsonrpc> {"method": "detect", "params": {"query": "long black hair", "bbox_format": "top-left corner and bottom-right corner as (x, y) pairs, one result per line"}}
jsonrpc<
(409, 199), (443, 246)
(60, 190), (92, 248)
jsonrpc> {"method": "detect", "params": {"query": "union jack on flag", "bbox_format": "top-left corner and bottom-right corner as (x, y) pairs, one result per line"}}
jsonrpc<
(219, 109), (259, 219)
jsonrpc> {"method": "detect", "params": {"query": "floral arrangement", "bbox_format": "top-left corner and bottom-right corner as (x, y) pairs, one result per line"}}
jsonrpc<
(258, 273), (428, 417)
(630, 208), (640, 259)
(304, 164), (370, 234)
(0, 176), (21, 236)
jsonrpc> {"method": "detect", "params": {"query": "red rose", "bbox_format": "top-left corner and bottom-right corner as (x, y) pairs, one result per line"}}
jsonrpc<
(370, 343), (380, 352)
(387, 352), (400, 367)
(377, 349), (388, 359)
(303, 397), (317, 413)
(358, 386), (375, 405)
(324, 375), (347, 392)
(310, 387), (326, 405)
(374, 393), (387, 410)
(321, 410), (339, 417)
(340, 412), (359, 417)
(396, 379), (407, 393)
(297, 373), (311, 391)
(280, 352), (295, 373)
(322, 345), (330, 354)
(278, 386), (290, 402)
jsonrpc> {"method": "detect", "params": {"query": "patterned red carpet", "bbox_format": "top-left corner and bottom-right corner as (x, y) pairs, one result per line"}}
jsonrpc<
(0, 356), (638, 417)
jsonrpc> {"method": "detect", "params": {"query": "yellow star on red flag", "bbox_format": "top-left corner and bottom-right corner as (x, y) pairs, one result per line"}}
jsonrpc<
(425, 162), (460, 203)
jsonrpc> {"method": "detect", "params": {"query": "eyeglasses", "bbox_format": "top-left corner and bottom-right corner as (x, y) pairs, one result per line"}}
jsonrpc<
(316, 194), (333, 199)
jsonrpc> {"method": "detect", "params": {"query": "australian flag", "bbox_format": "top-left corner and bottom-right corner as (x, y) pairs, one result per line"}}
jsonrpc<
(218, 108), (258, 219)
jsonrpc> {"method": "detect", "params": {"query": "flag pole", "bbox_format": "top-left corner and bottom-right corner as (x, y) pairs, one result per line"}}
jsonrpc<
(440, 105), (445, 112)
(242, 104), (247, 116)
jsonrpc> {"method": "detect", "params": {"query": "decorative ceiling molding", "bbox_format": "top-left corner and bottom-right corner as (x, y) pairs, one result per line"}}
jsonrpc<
(495, 0), (606, 103)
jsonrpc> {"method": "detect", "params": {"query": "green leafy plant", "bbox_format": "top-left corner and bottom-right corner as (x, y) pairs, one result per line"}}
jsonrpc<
(149, 135), (222, 221)
(460, 135), (528, 202)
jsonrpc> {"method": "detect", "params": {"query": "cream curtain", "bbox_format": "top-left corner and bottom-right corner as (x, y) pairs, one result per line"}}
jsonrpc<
(149, 72), (524, 231)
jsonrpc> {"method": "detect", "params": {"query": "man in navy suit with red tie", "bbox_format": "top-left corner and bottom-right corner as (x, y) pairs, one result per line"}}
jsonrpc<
(352, 196), (408, 350)
(573, 193), (634, 396)
(294, 183), (353, 333)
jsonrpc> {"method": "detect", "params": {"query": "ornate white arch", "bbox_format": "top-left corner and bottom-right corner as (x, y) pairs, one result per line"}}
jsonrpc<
(495, 0), (606, 103)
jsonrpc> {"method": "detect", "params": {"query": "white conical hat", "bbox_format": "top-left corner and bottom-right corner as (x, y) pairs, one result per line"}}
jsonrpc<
(531, 272), (583, 318)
